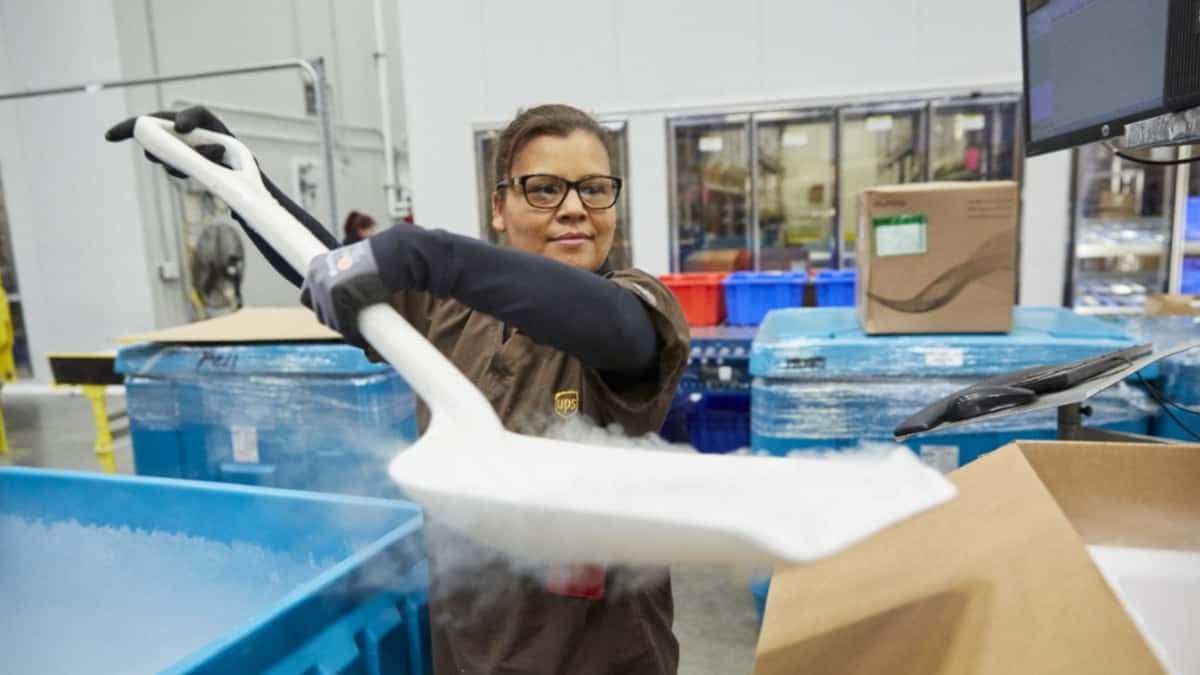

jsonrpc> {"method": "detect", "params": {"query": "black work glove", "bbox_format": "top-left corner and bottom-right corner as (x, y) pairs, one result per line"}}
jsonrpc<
(104, 106), (234, 178)
(300, 238), (392, 348)
(105, 106), (339, 287)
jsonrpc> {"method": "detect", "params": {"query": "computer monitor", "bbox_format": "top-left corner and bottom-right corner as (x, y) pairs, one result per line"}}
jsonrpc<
(1021, 0), (1173, 156)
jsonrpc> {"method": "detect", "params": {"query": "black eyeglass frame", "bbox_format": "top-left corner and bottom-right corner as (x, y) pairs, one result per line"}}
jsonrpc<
(496, 173), (624, 210)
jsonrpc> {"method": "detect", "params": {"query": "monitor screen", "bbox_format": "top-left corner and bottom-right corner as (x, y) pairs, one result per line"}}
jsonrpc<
(1022, 0), (1170, 155)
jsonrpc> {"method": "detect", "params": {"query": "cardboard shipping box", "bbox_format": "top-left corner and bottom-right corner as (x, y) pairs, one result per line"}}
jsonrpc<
(857, 182), (1018, 334)
(754, 441), (1200, 675)
(1098, 190), (1138, 219)
(1144, 293), (1200, 317)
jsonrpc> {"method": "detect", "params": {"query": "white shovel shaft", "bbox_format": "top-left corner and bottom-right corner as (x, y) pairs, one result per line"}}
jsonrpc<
(132, 117), (501, 431)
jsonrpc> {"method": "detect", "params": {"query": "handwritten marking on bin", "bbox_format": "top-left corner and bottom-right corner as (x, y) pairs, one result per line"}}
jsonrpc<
(195, 351), (239, 372)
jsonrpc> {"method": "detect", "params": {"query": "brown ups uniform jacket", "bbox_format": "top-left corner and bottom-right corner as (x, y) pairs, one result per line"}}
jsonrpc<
(391, 267), (691, 675)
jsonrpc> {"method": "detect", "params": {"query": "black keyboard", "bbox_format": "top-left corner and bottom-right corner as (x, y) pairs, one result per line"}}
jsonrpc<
(894, 343), (1153, 438)
(973, 343), (1152, 394)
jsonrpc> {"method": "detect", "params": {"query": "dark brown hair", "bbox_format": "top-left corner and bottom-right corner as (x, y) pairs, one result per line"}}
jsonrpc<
(492, 104), (613, 192)
(342, 210), (376, 245)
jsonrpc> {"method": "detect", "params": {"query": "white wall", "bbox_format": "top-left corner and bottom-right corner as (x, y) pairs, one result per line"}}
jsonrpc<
(0, 0), (155, 380)
(396, 0), (1071, 286)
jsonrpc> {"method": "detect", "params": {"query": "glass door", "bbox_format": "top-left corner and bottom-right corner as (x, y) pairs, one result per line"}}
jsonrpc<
(929, 95), (1022, 182)
(837, 102), (927, 268)
(669, 114), (752, 272)
(1070, 142), (1175, 313)
(753, 110), (836, 271)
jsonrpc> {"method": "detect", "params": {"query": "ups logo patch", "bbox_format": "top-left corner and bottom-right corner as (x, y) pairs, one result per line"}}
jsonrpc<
(554, 390), (580, 418)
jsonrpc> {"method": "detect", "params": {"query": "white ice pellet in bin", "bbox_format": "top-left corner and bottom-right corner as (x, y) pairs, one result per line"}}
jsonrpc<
(0, 467), (431, 675)
(0, 515), (334, 675)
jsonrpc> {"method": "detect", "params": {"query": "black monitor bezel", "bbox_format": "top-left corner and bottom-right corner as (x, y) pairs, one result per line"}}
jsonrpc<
(1020, 0), (1170, 156)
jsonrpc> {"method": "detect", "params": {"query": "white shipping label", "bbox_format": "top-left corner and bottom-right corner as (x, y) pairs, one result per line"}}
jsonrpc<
(865, 115), (894, 132)
(231, 426), (260, 464)
(919, 445), (959, 474)
(923, 347), (965, 368)
(782, 132), (809, 147)
(873, 217), (927, 257)
(955, 113), (986, 133)
(698, 135), (724, 152)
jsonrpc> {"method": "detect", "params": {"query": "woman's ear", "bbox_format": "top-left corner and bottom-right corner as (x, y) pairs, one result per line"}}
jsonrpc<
(491, 191), (507, 233)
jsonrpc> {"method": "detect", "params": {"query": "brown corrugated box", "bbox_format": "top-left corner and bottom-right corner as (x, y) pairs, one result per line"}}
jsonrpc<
(754, 441), (1200, 675)
(1097, 190), (1138, 219)
(856, 182), (1018, 335)
(1144, 294), (1200, 317)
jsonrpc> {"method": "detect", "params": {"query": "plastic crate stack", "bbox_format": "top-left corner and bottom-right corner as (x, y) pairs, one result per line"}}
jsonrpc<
(722, 272), (808, 324)
(1110, 315), (1200, 441)
(659, 273), (729, 326)
(660, 270), (858, 331)
(116, 343), (419, 499)
(668, 326), (758, 453)
(811, 269), (856, 308)
(749, 307), (1157, 470)
(657, 270), (858, 452)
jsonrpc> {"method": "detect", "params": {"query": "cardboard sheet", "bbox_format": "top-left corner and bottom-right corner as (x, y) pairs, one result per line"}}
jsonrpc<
(121, 307), (339, 345)
(755, 441), (1200, 675)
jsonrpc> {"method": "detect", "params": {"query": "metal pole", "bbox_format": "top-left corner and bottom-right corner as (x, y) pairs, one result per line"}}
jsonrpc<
(1169, 145), (1191, 294)
(1056, 403), (1083, 440)
(920, 102), (931, 182)
(0, 59), (315, 101)
(832, 110), (843, 269)
(372, 0), (401, 220)
(666, 119), (681, 273)
(172, 98), (386, 138)
(305, 58), (340, 232)
(748, 115), (761, 271)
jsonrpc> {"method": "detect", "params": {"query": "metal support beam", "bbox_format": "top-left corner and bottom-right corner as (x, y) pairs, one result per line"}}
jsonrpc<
(1170, 145), (1191, 294)
(306, 58), (339, 230)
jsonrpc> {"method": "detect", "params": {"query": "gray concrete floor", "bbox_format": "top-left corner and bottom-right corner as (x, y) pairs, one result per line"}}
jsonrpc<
(0, 389), (761, 675)
(0, 389), (134, 473)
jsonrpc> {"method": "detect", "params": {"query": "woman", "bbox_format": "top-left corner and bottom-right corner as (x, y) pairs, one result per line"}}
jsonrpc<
(107, 104), (689, 675)
(341, 209), (376, 245)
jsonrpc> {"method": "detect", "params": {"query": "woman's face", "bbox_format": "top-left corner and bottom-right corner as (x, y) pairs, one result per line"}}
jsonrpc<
(492, 130), (616, 271)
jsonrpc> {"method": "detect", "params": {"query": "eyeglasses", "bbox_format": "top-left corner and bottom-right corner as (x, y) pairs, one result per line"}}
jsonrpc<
(497, 174), (623, 210)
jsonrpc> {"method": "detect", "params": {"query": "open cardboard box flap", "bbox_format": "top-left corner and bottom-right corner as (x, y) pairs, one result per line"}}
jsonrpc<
(120, 307), (339, 344)
(755, 441), (1200, 675)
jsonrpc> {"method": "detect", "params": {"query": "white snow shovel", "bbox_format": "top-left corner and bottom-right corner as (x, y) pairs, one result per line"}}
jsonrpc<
(132, 117), (955, 565)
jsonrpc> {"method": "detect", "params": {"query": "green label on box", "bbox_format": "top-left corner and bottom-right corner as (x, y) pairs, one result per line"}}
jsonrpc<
(873, 214), (927, 257)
